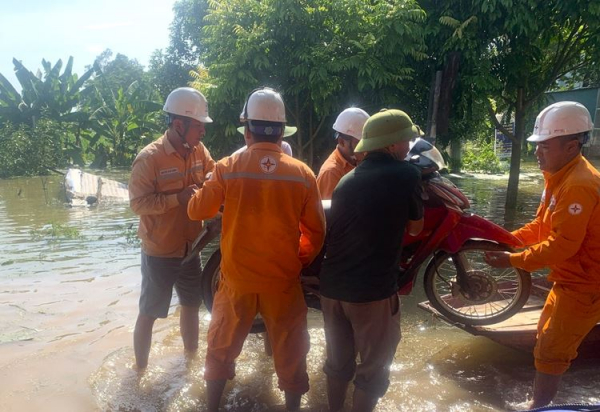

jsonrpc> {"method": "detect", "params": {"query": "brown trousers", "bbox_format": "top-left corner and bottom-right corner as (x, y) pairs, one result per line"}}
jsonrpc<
(321, 294), (401, 397)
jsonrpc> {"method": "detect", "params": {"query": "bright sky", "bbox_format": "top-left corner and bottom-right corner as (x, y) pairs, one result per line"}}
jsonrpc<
(0, 0), (178, 89)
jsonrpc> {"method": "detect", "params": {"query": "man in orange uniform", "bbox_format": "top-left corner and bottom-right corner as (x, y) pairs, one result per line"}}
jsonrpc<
(317, 107), (370, 199)
(128, 87), (215, 369)
(187, 87), (326, 411)
(485, 101), (600, 409)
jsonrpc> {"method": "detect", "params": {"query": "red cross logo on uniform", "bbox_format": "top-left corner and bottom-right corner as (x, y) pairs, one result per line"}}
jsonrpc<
(568, 203), (582, 215)
(260, 155), (277, 174)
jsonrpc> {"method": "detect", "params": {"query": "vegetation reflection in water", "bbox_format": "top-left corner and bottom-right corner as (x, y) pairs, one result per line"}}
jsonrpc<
(1, 168), (599, 411)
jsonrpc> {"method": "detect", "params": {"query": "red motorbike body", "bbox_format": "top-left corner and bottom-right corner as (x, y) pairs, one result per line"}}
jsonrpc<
(197, 139), (532, 328)
(396, 175), (523, 295)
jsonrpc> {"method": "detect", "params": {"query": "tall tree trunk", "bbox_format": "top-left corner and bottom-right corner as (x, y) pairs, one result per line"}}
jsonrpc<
(437, 52), (461, 136)
(505, 88), (525, 210)
(426, 70), (443, 143)
(449, 138), (462, 173)
(292, 95), (303, 161)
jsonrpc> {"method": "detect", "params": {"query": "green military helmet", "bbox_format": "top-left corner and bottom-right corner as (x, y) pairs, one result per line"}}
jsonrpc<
(355, 109), (421, 153)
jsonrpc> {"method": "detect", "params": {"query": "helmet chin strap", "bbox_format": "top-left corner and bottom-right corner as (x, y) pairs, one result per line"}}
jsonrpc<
(177, 118), (192, 150)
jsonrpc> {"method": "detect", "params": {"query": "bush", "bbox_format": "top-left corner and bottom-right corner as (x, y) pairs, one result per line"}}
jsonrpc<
(461, 137), (505, 174)
(0, 119), (67, 178)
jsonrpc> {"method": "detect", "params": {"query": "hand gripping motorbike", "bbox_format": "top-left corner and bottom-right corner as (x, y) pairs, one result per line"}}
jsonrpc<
(189, 138), (531, 332)
(395, 138), (530, 325)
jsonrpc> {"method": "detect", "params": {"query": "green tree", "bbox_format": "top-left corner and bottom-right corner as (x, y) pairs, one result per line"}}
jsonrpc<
(0, 57), (94, 127)
(89, 81), (163, 167)
(407, 1), (499, 173)
(478, 0), (600, 209)
(198, 0), (427, 165)
(0, 119), (67, 178)
(0, 57), (96, 168)
(147, 49), (196, 101)
(148, 0), (209, 100)
(86, 50), (148, 105)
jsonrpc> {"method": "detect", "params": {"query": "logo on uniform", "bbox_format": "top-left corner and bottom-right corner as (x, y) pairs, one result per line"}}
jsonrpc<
(568, 203), (583, 215)
(260, 155), (277, 174)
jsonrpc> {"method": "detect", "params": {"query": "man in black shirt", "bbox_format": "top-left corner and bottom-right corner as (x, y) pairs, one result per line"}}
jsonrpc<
(320, 109), (424, 412)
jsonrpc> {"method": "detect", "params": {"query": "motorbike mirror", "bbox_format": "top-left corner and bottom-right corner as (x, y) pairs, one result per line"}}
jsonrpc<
(406, 138), (447, 172)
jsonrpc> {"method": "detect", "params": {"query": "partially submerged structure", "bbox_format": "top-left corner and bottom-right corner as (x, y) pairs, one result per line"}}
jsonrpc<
(64, 169), (129, 205)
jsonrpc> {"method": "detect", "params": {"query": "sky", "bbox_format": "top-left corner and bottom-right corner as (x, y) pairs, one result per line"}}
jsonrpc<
(0, 0), (178, 89)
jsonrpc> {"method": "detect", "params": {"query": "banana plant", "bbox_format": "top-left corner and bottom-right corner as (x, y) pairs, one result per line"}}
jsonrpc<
(0, 57), (94, 127)
(88, 81), (163, 167)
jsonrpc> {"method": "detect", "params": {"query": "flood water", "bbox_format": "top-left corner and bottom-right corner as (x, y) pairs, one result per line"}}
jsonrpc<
(1, 164), (599, 412)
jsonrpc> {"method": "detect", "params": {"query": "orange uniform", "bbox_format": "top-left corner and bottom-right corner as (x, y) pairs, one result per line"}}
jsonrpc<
(509, 154), (600, 374)
(129, 134), (215, 257)
(316, 148), (355, 200)
(188, 142), (326, 393)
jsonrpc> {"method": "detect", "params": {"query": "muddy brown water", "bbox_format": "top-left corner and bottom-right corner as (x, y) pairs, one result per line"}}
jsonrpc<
(1, 165), (599, 411)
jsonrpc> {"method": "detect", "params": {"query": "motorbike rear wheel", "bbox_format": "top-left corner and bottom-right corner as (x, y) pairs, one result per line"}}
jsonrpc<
(423, 240), (531, 326)
(202, 248), (267, 334)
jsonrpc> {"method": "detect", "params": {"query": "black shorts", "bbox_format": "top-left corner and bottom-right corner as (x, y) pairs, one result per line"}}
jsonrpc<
(139, 251), (202, 318)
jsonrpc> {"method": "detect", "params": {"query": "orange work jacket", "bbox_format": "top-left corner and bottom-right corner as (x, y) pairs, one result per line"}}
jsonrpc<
(129, 134), (215, 258)
(188, 142), (326, 294)
(510, 154), (600, 291)
(316, 148), (355, 200)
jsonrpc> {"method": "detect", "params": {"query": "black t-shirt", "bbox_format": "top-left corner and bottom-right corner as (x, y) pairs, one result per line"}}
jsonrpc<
(319, 152), (423, 302)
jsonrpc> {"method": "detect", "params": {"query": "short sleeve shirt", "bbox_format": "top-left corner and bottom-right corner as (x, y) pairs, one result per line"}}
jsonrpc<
(319, 152), (423, 302)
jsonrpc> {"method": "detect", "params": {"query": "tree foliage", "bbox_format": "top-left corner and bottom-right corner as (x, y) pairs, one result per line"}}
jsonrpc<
(147, 0), (209, 100)
(0, 55), (164, 176)
(88, 81), (163, 168)
(198, 0), (427, 165)
(0, 119), (67, 178)
(478, 0), (600, 208)
(85, 50), (147, 105)
(418, 0), (600, 208)
(0, 57), (94, 128)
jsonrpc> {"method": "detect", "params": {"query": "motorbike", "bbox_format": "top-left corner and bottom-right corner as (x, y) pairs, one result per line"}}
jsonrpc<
(186, 138), (531, 333)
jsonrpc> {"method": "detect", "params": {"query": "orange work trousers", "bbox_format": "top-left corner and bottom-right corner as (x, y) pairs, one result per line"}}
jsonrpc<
(204, 280), (310, 394)
(534, 283), (600, 375)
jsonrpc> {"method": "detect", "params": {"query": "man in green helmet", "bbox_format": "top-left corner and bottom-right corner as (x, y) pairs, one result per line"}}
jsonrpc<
(319, 109), (424, 412)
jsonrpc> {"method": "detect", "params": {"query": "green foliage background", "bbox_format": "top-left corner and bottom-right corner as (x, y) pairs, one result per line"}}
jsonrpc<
(0, 0), (599, 196)
(0, 119), (67, 178)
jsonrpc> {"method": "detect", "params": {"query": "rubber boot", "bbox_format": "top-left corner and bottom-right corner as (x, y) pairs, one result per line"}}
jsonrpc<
(327, 376), (349, 411)
(351, 388), (378, 412)
(285, 390), (302, 411)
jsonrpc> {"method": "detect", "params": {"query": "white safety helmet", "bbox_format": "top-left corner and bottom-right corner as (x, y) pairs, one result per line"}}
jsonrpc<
(240, 87), (287, 123)
(163, 87), (212, 123)
(239, 87), (297, 137)
(333, 107), (370, 140)
(528, 101), (593, 142)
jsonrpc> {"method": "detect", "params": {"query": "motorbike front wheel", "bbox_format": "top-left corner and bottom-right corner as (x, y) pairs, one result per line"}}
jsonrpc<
(423, 240), (531, 326)
(202, 248), (267, 334)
